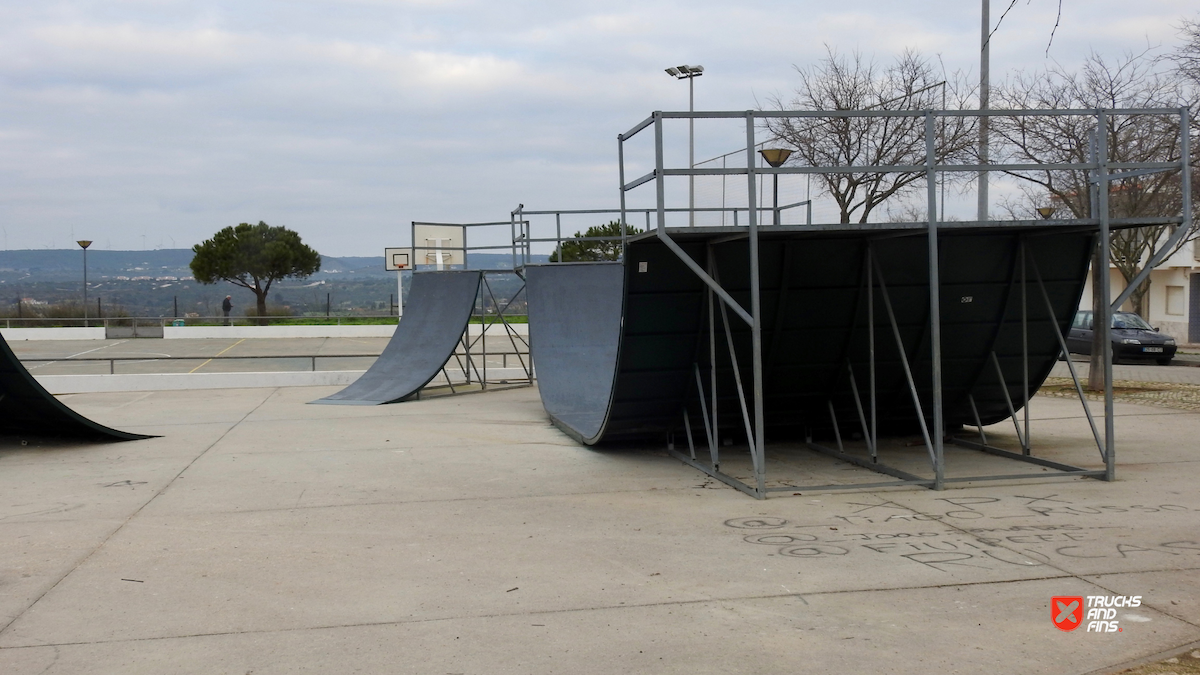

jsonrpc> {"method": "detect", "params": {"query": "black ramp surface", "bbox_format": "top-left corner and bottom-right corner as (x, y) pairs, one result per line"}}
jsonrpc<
(313, 270), (482, 405)
(525, 264), (624, 443)
(526, 228), (1093, 446)
(0, 333), (152, 441)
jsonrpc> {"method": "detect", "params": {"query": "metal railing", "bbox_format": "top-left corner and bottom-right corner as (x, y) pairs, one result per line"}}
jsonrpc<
(20, 349), (531, 375)
(0, 314), (531, 330)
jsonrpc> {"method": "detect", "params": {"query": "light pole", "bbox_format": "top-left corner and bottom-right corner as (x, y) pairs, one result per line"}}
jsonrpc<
(77, 240), (92, 327)
(666, 64), (703, 226)
(978, 0), (990, 222)
(758, 148), (792, 225)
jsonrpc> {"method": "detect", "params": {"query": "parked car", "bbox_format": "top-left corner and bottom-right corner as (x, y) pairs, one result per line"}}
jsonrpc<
(1066, 310), (1177, 365)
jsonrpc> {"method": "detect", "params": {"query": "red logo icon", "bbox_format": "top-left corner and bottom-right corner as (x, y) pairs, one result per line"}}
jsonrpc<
(1053, 596), (1084, 631)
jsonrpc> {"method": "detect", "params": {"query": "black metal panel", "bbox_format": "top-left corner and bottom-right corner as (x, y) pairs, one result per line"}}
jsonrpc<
(0, 333), (153, 442)
(312, 270), (482, 405)
(526, 228), (1092, 446)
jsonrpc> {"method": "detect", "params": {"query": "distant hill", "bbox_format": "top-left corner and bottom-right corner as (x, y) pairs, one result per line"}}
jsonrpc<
(0, 249), (550, 283)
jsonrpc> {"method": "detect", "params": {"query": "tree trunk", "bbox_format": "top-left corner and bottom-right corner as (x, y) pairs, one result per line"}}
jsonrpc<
(255, 290), (268, 326)
(1087, 247), (1106, 391)
(1128, 277), (1150, 319)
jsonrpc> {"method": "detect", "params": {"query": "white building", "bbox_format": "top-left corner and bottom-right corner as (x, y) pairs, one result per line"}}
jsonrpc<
(1080, 239), (1200, 344)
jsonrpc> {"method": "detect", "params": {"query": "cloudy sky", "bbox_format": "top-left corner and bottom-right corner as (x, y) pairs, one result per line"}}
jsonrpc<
(1, 0), (1196, 256)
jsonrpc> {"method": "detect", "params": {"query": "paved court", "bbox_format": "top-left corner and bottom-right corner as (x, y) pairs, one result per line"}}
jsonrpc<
(1, 382), (1198, 674)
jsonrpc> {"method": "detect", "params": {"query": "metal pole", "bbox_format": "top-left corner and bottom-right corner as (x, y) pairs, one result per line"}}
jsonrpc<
(773, 172), (780, 225)
(689, 76), (695, 227)
(1097, 111), (1115, 481)
(654, 112), (667, 233)
(745, 111), (766, 497)
(1021, 239), (1030, 454)
(978, 0), (990, 222)
(397, 270), (404, 320)
(82, 246), (88, 328)
(925, 112), (945, 490)
(618, 134), (629, 259)
(868, 246), (877, 455)
(707, 246), (719, 467)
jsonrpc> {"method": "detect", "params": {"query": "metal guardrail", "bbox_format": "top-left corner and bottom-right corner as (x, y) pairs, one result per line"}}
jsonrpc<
(21, 351), (530, 374)
(1, 314), (529, 329)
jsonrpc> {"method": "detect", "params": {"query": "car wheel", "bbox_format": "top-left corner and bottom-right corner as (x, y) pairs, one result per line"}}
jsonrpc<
(1157, 358), (1173, 366)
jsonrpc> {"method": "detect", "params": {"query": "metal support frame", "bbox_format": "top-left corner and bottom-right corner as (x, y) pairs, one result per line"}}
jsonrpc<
(617, 105), (1182, 497)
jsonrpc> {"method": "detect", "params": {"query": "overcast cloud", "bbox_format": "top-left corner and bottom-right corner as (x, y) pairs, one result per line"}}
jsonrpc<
(0, 0), (1196, 256)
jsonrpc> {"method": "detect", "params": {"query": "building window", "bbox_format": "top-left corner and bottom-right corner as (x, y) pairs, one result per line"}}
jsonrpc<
(1166, 285), (1185, 315)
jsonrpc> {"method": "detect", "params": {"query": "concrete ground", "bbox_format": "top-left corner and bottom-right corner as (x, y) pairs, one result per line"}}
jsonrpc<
(1, 372), (1199, 673)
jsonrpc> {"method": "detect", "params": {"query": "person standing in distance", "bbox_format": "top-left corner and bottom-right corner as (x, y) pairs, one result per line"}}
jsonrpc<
(222, 295), (232, 326)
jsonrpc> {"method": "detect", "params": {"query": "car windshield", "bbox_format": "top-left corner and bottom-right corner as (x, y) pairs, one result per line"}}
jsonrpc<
(1111, 312), (1153, 330)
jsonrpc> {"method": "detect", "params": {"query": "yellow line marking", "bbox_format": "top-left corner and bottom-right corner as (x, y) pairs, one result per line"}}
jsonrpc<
(188, 338), (246, 373)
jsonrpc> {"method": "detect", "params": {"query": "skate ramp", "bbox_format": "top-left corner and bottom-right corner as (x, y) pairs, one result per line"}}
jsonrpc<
(526, 229), (1093, 445)
(313, 270), (482, 405)
(0, 333), (153, 442)
(524, 264), (624, 443)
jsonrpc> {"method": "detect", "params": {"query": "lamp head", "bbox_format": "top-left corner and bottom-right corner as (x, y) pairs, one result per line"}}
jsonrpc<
(759, 148), (793, 168)
(77, 240), (92, 249)
(666, 64), (703, 79)
(1036, 206), (1056, 220)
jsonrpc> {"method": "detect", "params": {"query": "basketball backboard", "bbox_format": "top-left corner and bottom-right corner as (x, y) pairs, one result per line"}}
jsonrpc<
(384, 248), (412, 271)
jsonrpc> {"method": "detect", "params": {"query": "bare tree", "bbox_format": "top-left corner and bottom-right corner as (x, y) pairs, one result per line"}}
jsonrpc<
(763, 47), (978, 224)
(992, 50), (1196, 319)
(1167, 16), (1200, 88)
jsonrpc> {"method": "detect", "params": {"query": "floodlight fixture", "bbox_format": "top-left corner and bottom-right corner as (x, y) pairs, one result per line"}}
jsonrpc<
(666, 64), (703, 79)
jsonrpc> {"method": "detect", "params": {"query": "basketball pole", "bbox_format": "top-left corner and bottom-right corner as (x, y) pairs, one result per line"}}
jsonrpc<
(397, 268), (404, 320)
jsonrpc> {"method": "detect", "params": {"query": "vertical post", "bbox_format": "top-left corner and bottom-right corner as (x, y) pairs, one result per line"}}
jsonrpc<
(925, 111), (945, 490)
(1021, 239), (1030, 454)
(773, 172), (780, 225)
(867, 245), (877, 455)
(82, 246), (88, 327)
(618, 134), (629, 260)
(745, 111), (765, 497)
(1097, 111), (1115, 481)
(689, 78), (695, 227)
(326, 292), (330, 317)
(173, 295), (178, 318)
(98, 296), (102, 320)
(556, 213), (563, 262)
(462, 225), (469, 271)
(654, 113), (667, 232)
(397, 270), (404, 320)
(510, 213), (518, 271)
(978, 0), (990, 222)
(706, 245), (720, 468)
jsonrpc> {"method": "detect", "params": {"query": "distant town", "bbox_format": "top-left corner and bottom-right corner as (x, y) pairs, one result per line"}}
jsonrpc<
(0, 249), (536, 319)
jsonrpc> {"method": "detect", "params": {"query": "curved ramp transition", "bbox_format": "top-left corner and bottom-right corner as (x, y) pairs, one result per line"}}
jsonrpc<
(0, 334), (153, 442)
(313, 270), (482, 405)
(527, 229), (1093, 445)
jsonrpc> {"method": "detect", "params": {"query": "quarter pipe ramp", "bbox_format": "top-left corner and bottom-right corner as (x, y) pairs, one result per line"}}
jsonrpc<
(527, 228), (1093, 445)
(312, 270), (482, 405)
(0, 333), (153, 441)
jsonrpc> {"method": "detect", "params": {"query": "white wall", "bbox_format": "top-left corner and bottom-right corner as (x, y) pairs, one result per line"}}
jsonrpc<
(0, 327), (106, 341)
